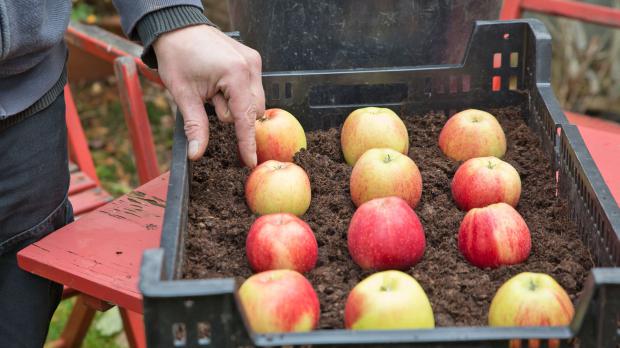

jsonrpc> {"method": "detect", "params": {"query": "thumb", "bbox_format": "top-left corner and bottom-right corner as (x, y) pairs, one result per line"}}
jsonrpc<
(176, 94), (210, 161)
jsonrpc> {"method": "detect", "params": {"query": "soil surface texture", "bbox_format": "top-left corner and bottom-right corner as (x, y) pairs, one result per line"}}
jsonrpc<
(183, 107), (593, 328)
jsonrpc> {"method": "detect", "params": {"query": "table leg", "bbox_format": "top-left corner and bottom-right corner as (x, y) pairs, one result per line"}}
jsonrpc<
(120, 308), (147, 348)
(49, 295), (96, 348)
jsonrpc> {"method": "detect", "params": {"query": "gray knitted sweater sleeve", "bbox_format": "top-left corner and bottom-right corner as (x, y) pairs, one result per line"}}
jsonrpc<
(113, 1), (216, 68)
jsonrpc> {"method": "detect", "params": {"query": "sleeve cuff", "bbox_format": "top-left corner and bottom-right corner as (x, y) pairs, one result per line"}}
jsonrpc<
(135, 5), (216, 69)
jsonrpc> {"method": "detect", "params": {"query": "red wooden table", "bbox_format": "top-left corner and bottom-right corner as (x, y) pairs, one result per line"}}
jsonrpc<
(16, 117), (620, 346)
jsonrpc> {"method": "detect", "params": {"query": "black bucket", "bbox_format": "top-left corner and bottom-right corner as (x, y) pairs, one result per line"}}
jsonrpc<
(227, 0), (502, 71)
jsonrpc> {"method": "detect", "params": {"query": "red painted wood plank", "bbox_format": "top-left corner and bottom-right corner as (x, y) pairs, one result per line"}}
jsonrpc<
(522, 0), (620, 28)
(70, 187), (113, 216)
(65, 23), (163, 86)
(17, 173), (168, 314)
(69, 171), (98, 195)
(575, 125), (620, 204)
(565, 111), (620, 135)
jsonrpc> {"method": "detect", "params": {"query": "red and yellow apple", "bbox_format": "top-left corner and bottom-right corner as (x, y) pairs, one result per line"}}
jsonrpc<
(350, 148), (422, 208)
(344, 270), (434, 330)
(255, 108), (307, 164)
(438, 109), (507, 161)
(246, 213), (318, 273)
(238, 269), (320, 333)
(245, 160), (311, 216)
(347, 197), (425, 270)
(489, 272), (574, 327)
(340, 107), (409, 166)
(458, 202), (531, 268)
(451, 156), (521, 211)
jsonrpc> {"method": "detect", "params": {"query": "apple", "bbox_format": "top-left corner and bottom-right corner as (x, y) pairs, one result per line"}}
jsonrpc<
(489, 272), (574, 327)
(246, 213), (318, 273)
(340, 107), (409, 166)
(438, 109), (507, 161)
(238, 269), (320, 333)
(458, 202), (531, 268)
(255, 108), (307, 164)
(451, 156), (521, 211)
(344, 270), (434, 330)
(245, 160), (311, 216)
(350, 148), (423, 208)
(347, 197), (425, 270)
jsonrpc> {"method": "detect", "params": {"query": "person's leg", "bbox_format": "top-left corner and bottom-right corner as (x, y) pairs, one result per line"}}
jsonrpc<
(0, 92), (73, 347)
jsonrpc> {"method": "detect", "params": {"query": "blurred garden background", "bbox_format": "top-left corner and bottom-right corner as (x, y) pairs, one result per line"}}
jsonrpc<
(46, 0), (619, 347)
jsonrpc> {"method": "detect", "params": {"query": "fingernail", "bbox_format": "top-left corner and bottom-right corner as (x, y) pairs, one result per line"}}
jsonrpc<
(188, 140), (200, 159)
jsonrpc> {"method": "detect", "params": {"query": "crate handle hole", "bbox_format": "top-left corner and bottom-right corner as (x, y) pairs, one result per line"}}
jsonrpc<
(434, 79), (445, 94)
(172, 323), (187, 347)
(510, 52), (519, 68)
(285, 82), (292, 99)
(462, 75), (471, 92)
(271, 84), (280, 100)
(509, 76), (518, 90)
(449, 75), (458, 94)
(493, 53), (502, 68)
(197, 321), (212, 346)
(492, 76), (501, 91)
(424, 77), (432, 95)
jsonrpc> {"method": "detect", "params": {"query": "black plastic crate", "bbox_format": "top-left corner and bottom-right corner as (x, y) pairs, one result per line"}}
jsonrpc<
(140, 19), (620, 347)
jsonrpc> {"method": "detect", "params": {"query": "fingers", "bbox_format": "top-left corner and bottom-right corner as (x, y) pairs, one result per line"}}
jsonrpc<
(230, 41), (266, 119)
(225, 72), (258, 168)
(176, 93), (210, 161)
(212, 93), (233, 123)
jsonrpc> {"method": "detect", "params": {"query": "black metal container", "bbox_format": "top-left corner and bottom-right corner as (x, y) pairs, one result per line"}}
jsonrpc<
(140, 20), (620, 347)
(227, 0), (502, 71)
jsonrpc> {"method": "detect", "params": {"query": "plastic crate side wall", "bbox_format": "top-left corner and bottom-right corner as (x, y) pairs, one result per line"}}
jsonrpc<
(160, 115), (190, 280)
(570, 269), (620, 347)
(558, 126), (620, 267)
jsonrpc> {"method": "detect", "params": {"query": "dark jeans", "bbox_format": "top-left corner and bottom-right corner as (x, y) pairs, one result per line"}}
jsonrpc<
(0, 93), (72, 347)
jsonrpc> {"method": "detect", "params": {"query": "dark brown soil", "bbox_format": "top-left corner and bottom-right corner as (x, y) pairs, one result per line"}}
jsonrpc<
(183, 107), (593, 328)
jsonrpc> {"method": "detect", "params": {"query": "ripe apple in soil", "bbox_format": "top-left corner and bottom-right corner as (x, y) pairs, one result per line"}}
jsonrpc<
(340, 107), (409, 166)
(344, 270), (434, 330)
(458, 202), (531, 268)
(246, 213), (318, 273)
(350, 148), (422, 208)
(255, 108), (307, 164)
(347, 196), (425, 270)
(245, 160), (311, 216)
(451, 156), (521, 211)
(238, 269), (320, 333)
(489, 272), (574, 327)
(438, 109), (507, 161)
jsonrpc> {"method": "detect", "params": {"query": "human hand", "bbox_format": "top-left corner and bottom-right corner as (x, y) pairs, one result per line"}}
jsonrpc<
(153, 25), (265, 167)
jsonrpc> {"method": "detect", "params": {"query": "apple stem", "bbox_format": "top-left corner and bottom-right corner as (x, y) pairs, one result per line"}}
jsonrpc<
(528, 279), (537, 291)
(487, 161), (496, 169)
(383, 154), (393, 163)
